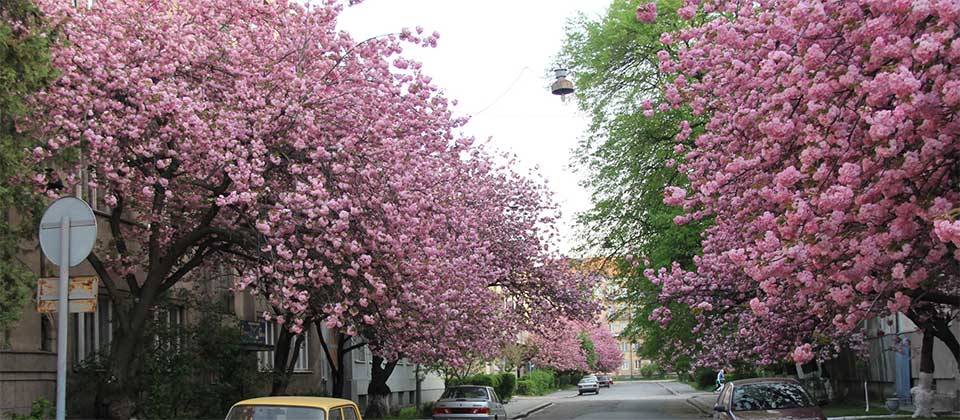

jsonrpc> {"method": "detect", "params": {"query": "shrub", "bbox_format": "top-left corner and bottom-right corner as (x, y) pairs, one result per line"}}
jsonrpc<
(640, 362), (663, 379)
(694, 368), (717, 390)
(419, 401), (435, 417)
(522, 370), (556, 395)
(496, 373), (516, 402)
(6, 397), (54, 420)
(516, 380), (534, 396)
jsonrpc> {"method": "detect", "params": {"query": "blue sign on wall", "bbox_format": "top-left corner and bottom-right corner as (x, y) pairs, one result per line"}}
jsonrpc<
(241, 320), (266, 345)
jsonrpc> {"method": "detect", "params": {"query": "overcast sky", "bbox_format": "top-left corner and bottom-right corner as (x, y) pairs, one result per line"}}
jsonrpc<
(337, 0), (612, 255)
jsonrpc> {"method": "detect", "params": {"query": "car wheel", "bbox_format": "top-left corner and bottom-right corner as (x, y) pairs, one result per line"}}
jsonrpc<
(578, 391), (582, 395)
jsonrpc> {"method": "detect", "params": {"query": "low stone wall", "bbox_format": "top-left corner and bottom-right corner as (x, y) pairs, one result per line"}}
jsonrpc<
(0, 351), (57, 415)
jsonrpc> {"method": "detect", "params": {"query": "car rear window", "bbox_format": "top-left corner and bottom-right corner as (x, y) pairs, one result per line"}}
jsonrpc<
(226, 405), (326, 420)
(732, 383), (814, 411)
(441, 386), (489, 400)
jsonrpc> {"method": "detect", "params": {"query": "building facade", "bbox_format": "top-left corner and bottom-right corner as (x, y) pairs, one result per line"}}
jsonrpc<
(0, 187), (443, 416)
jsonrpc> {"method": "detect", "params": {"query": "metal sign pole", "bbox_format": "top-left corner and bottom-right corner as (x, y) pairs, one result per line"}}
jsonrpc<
(56, 216), (70, 420)
(39, 197), (97, 420)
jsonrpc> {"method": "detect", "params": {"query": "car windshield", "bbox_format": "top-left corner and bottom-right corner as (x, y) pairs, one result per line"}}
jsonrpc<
(732, 383), (815, 411)
(579, 378), (597, 384)
(225, 405), (325, 420)
(441, 386), (489, 400)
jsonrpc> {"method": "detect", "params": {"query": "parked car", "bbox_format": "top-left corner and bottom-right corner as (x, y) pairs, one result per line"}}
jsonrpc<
(225, 396), (362, 420)
(432, 385), (508, 420)
(596, 375), (612, 388)
(577, 376), (600, 395)
(713, 378), (826, 420)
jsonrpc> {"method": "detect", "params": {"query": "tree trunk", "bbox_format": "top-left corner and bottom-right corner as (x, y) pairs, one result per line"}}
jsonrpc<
(904, 307), (958, 418)
(365, 356), (398, 419)
(104, 288), (160, 419)
(317, 322), (347, 398)
(270, 327), (294, 395)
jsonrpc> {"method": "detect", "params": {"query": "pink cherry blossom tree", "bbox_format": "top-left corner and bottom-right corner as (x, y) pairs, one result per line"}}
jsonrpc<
(588, 323), (623, 373)
(27, 0), (503, 415)
(528, 319), (591, 373)
(639, 0), (960, 406)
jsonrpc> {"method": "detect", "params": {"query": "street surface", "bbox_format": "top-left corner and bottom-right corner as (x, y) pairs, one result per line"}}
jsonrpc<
(512, 380), (711, 420)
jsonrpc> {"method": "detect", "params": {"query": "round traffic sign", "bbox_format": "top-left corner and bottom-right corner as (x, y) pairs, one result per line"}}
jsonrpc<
(39, 197), (98, 267)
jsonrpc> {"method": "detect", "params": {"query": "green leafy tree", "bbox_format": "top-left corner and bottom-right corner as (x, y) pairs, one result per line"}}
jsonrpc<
(0, 0), (57, 339)
(560, 0), (707, 372)
(578, 331), (598, 370)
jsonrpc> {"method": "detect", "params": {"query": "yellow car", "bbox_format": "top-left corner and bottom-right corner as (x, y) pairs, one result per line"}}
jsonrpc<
(225, 396), (363, 420)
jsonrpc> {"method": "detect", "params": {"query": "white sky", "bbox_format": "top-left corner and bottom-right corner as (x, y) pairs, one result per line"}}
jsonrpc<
(337, 0), (612, 255)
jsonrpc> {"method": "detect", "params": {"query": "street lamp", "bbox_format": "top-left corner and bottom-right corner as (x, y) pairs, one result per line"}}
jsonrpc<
(550, 68), (575, 97)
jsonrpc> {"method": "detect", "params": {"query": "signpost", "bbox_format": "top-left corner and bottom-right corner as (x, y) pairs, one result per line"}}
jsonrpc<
(37, 276), (99, 313)
(38, 197), (97, 420)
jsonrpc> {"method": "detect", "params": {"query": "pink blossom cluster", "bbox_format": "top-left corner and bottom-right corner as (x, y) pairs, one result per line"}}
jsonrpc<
(527, 319), (591, 372)
(587, 323), (623, 373)
(643, 0), (960, 367)
(30, 0), (598, 369)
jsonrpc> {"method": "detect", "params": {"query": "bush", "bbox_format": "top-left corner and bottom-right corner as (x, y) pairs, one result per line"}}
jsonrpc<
(556, 371), (580, 388)
(419, 401), (434, 417)
(640, 362), (664, 379)
(70, 302), (268, 419)
(5, 397), (54, 420)
(516, 380), (534, 396)
(695, 368), (717, 390)
(496, 373), (516, 402)
(520, 370), (555, 395)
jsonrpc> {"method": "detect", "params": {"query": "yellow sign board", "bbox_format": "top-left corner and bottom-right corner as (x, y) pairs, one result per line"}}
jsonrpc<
(37, 276), (98, 313)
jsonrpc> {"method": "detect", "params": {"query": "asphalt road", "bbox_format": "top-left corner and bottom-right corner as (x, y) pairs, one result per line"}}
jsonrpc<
(526, 381), (707, 420)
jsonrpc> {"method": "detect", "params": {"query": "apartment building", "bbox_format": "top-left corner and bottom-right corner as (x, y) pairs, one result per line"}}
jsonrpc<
(0, 184), (442, 416)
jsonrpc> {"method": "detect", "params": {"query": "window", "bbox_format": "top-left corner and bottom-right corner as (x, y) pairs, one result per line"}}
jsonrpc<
(621, 360), (629, 370)
(226, 405), (326, 420)
(354, 345), (369, 363)
(731, 383), (814, 411)
(342, 406), (359, 420)
(153, 305), (184, 352)
(258, 321), (310, 372)
(635, 360), (642, 369)
(328, 407), (342, 420)
(73, 297), (112, 364)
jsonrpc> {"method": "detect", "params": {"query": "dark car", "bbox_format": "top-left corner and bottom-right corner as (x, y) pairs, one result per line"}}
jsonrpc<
(713, 378), (826, 420)
(596, 375), (612, 388)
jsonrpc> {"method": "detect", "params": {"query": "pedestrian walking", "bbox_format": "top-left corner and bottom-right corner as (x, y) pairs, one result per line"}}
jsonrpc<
(715, 368), (726, 392)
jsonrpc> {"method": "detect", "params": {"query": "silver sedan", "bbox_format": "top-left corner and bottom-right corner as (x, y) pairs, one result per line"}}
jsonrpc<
(432, 385), (508, 420)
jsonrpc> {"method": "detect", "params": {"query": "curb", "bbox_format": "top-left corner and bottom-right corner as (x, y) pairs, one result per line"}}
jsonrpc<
(512, 402), (554, 419)
(658, 382), (680, 396)
(685, 396), (712, 417)
(827, 416), (911, 420)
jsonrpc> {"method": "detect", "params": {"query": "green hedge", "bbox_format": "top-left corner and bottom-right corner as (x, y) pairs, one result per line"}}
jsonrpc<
(446, 373), (516, 402)
(517, 370), (556, 396)
(497, 373), (516, 402)
(517, 380), (534, 396)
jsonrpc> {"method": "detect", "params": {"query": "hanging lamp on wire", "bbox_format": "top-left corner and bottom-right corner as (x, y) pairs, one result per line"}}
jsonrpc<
(550, 67), (575, 101)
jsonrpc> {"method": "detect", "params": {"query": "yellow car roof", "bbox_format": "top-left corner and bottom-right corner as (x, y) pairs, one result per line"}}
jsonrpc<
(232, 396), (358, 409)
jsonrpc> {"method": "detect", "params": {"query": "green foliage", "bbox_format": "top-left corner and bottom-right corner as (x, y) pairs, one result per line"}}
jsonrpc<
(516, 380), (534, 396)
(0, 0), (58, 337)
(496, 373), (516, 402)
(578, 332), (598, 370)
(555, 371), (581, 388)
(559, 0), (709, 373)
(418, 402), (434, 418)
(516, 370), (556, 396)
(71, 303), (268, 418)
(445, 372), (515, 401)
(5, 397), (54, 420)
(640, 361), (664, 379)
